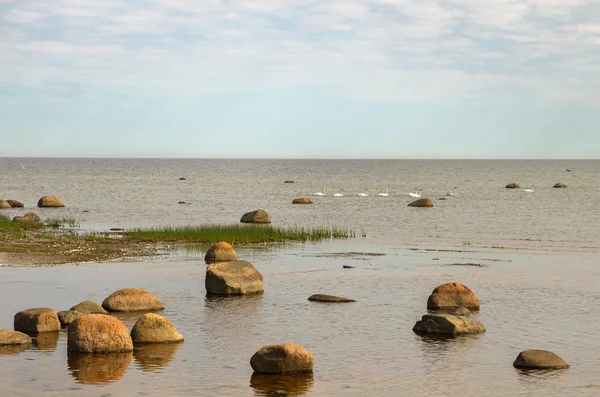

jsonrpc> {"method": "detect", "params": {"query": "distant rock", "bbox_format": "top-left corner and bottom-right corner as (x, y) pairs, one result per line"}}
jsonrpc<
(102, 288), (164, 312)
(179, 177), (186, 180)
(130, 313), (184, 344)
(0, 200), (11, 209)
(57, 310), (83, 327)
(308, 294), (355, 303)
(408, 198), (434, 207)
(68, 314), (133, 353)
(284, 180), (295, 183)
(70, 300), (108, 315)
(292, 198), (313, 204)
(13, 213), (41, 223)
(453, 306), (471, 316)
(37, 196), (65, 207)
(0, 329), (32, 346)
(250, 344), (314, 374)
(110, 228), (124, 231)
(14, 308), (61, 334)
(505, 183), (520, 189)
(240, 209), (271, 224)
(178, 201), (186, 204)
(513, 349), (569, 369)
(553, 183), (567, 188)
(205, 260), (264, 295)
(342, 265), (355, 269)
(427, 282), (480, 310)
(204, 242), (237, 264)
(413, 314), (486, 335)
(6, 200), (24, 208)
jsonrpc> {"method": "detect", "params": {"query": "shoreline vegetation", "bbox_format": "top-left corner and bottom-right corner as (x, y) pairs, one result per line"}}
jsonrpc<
(0, 215), (365, 266)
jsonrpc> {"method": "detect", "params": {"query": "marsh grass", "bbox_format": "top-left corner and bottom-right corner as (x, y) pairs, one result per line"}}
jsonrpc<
(124, 224), (364, 244)
(43, 217), (80, 228)
(0, 214), (42, 231)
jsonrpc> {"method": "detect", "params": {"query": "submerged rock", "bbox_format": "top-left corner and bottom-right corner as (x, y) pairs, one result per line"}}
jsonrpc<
(240, 209), (271, 224)
(204, 242), (237, 264)
(250, 344), (314, 374)
(37, 196), (65, 207)
(205, 260), (264, 295)
(453, 306), (471, 316)
(408, 198), (433, 207)
(308, 294), (355, 303)
(130, 313), (184, 344)
(70, 300), (108, 315)
(513, 350), (569, 369)
(102, 288), (164, 312)
(68, 314), (133, 353)
(427, 282), (480, 310)
(14, 308), (61, 334)
(57, 310), (83, 327)
(0, 329), (32, 346)
(413, 314), (486, 335)
(292, 198), (313, 204)
(13, 212), (41, 222)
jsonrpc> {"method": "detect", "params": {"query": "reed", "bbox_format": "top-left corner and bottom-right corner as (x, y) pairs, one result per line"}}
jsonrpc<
(124, 224), (363, 244)
(43, 217), (80, 228)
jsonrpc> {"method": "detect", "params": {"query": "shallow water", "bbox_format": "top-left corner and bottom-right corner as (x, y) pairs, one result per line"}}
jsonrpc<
(1, 241), (599, 396)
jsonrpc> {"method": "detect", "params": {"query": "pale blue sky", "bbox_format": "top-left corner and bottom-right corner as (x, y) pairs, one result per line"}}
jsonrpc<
(1, 0), (599, 158)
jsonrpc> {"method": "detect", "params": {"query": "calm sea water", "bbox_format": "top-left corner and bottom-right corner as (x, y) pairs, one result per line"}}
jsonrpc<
(1, 158), (599, 396)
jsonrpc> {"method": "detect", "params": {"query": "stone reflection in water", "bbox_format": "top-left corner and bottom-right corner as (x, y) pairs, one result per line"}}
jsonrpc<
(250, 372), (314, 396)
(33, 332), (59, 351)
(0, 344), (29, 356)
(68, 352), (133, 385)
(133, 343), (182, 372)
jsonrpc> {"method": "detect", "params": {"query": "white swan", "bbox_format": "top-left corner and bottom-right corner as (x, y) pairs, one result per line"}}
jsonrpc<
(447, 187), (457, 196)
(408, 189), (422, 198)
(524, 185), (534, 192)
(357, 189), (369, 197)
(333, 190), (344, 197)
(313, 188), (326, 196)
(378, 188), (389, 197)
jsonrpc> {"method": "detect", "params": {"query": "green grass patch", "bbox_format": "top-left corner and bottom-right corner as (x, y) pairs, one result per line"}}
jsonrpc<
(124, 224), (365, 244)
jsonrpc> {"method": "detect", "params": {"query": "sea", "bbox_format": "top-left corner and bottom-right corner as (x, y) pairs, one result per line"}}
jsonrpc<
(0, 158), (599, 396)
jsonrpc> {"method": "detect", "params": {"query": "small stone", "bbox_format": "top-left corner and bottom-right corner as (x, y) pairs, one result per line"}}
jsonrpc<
(57, 310), (84, 327)
(130, 313), (184, 344)
(14, 308), (61, 333)
(553, 183), (567, 188)
(250, 344), (314, 374)
(308, 294), (355, 303)
(505, 183), (520, 189)
(284, 180), (295, 183)
(427, 282), (480, 310)
(413, 314), (486, 335)
(0, 329), (32, 346)
(204, 242), (237, 264)
(70, 300), (108, 315)
(408, 198), (434, 207)
(513, 350), (569, 369)
(37, 196), (65, 207)
(240, 209), (271, 224)
(13, 213), (41, 222)
(292, 198), (313, 204)
(206, 260), (264, 295)
(6, 200), (24, 208)
(102, 288), (164, 312)
(453, 306), (471, 316)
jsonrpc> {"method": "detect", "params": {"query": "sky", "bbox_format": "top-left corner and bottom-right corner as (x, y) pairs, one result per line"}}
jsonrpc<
(1, 0), (599, 159)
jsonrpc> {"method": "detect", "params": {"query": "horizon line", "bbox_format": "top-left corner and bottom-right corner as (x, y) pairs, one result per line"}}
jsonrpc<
(0, 156), (598, 161)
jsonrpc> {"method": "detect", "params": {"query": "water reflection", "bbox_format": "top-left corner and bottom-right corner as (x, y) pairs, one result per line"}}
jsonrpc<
(0, 344), (29, 356)
(68, 352), (133, 385)
(32, 332), (59, 352)
(250, 372), (314, 396)
(133, 343), (182, 372)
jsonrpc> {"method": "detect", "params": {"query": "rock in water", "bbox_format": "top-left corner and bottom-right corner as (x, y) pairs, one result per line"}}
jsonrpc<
(70, 300), (108, 314)
(14, 308), (61, 333)
(453, 306), (471, 316)
(57, 310), (83, 327)
(308, 294), (355, 303)
(250, 344), (314, 374)
(6, 200), (24, 207)
(292, 198), (313, 204)
(553, 183), (567, 188)
(13, 213), (41, 222)
(240, 209), (271, 224)
(412, 314), (486, 335)
(505, 183), (520, 189)
(513, 350), (569, 369)
(0, 200), (11, 209)
(427, 282), (480, 310)
(205, 260), (264, 295)
(130, 313), (184, 344)
(67, 314), (133, 353)
(0, 330), (32, 346)
(408, 198), (434, 207)
(102, 288), (164, 312)
(37, 196), (65, 207)
(204, 242), (237, 264)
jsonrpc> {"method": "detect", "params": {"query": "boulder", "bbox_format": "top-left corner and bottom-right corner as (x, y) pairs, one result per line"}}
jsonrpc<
(13, 212), (41, 222)
(37, 196), (65, 207)
(505, 183), (520, 189)
(0, 329), (32, 346)
(70, 300), (108, 314)
(427, 282), (480, 310)
(453, 306), (471, 316)
(408, 198), (434, 207)
(250, 344), (314, 374)
(413, 314), (486, 335)
(58, 310), (84, 327)
(0, 200), (11, 209)
(67, 314), (133, 353)
(553, 183), (567, 188)
(513, 350), (569, 369)
(308, 294), (355, 303)
(102, 288), (164, 312)
(130, 313), (184, 344)
(240, 209), (271, 224)
(204, 242), (237, 264)
(68, 352), (132, 384)
(206, 260), (264, 295)
(14, 308), (61, 333)
(6, 200), (24, 207)
(292, 198), (313, 204)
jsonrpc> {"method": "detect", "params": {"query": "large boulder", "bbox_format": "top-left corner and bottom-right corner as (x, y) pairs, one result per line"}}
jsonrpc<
(505, 183), (520, 189)
(205, 260), (264, 295)
(427, 282), (480, 310)
(67, 314), (133, 353)
(250, 344), (314, 374)
(13, 212), (41, 222)
(70, 300), (108, 314)
(37, 196), (65, 207)
(413, 314), (486, 335)
(308, 294), (355, 303)
(0, 330), (32, 346)
(68, 352), (132, 384)
(130, 313), (184, 344)
(240, 209), (271, 224)
(553, 183), (567, 188)
(14, 308), (61, 333)
(292, 198), (313, 204)
(204, 242), (237, 264)
(57, 310), (84, 327)
(0, 200), (11, 209)
(102, 288), (164, 312)
(513, 350), (569, 369)
(408, 198), (433, 207)
(6, 200), (24, 207)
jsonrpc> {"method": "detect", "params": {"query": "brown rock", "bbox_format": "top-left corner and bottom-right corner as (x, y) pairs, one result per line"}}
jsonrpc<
(308, 294), (355, 303)
(6, 200), (24, 207)
(206, 260), (264, 295)
(240, 209), (271, 224)
(37, 195), (65, 207)
(513, 350), (569, 369)
(453, 306), (471, 316)
(67, 314), (133, 353)
(250, 344), (314, 374)
(70, 300), (108, 314)
(102, 288), (164, 312)
(130, 313), (184, 344)
(14, 308), (61, 333)
(68, 352), (133, 384)
(0, 329), (32, 346)
(427, 283), (480, 310)
(413, 314), (486, 335)
(58, 310), (84, 327)
(505, 183), (520, 189)
(553, 183), (567, 188)
(204, 242), (237, 264)
(408, 198), (434, 207)
(0, 200), (11, 209)
(292, 198), (313, 204)
(13, 212), (41, 222)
